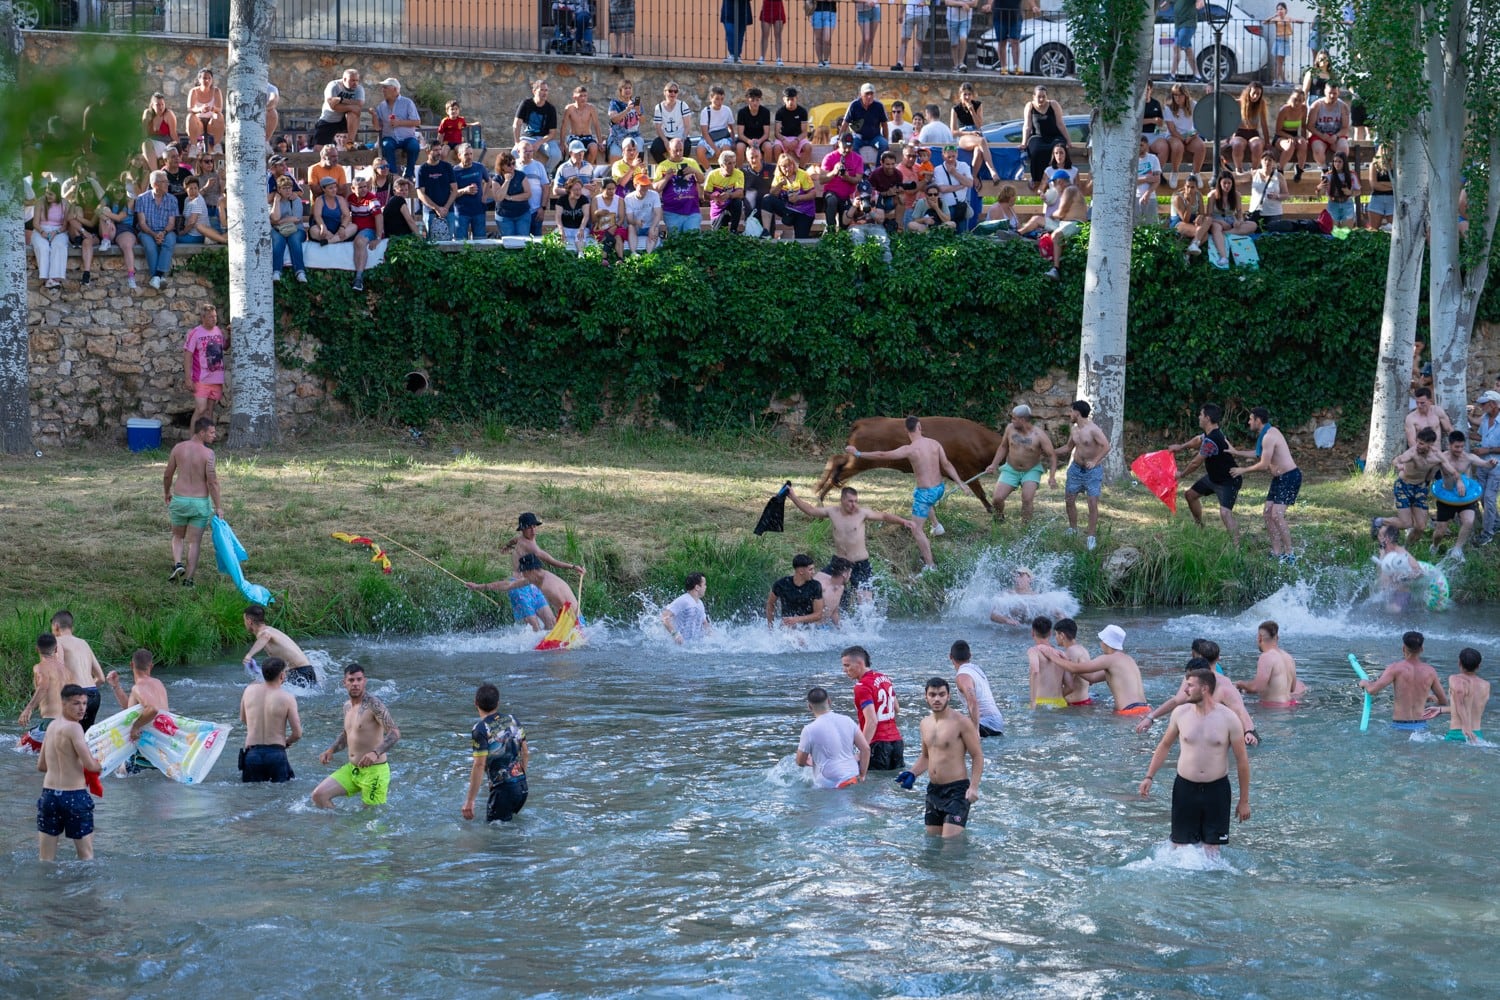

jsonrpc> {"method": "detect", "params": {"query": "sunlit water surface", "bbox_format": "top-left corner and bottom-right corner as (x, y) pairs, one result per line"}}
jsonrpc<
(4, 556), (1498, 997)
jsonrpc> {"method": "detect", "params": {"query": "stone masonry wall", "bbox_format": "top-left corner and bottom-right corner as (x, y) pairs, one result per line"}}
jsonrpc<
(27, 251), (332, 448)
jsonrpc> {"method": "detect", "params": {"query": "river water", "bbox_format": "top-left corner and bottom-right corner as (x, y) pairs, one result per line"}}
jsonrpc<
(4, 557), (1498, 998)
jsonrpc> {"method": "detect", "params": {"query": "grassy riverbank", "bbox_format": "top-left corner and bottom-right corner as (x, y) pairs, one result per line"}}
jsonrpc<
(1, 424), (1486, 705)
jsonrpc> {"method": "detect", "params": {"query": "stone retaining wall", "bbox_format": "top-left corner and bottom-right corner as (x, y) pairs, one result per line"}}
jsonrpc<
(27, 252), (332, 447)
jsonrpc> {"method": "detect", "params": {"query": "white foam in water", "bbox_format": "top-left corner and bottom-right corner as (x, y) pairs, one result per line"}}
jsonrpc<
(945, 544), (1080, 624)
(1123, 841), (1240, 874)
(625, 593), (889, 655)
(766, 755), (814, 787)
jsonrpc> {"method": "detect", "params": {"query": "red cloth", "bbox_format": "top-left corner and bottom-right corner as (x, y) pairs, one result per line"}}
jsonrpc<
(1131, 450), (1179, 512)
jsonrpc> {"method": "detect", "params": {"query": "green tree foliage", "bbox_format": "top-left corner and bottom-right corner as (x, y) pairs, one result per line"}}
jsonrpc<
(185, 229), (1500, 436)
(4, 32), (144, 173)
(1062, 0), (1152, 123)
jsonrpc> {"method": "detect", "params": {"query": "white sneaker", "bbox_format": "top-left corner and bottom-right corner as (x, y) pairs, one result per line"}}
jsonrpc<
(930, 519), (945, 537)
(1086, 535), (1097, 551)
(98, 239), (112, 252)
(127, 275), (138, 290)
(757, 58), (765, 65)
(1064, 527), (1077, 536)
(1187, 241), (1201, 255)
(296, 270), (308, 283)
(1046, 267), (1059, 279)
(776, 59), (785, 66)
(149, 275), (162, 290)
(272, 270), (281, 282)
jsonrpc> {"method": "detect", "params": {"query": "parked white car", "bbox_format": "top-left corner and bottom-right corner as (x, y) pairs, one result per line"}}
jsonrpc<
(976, 1), (1270, 82)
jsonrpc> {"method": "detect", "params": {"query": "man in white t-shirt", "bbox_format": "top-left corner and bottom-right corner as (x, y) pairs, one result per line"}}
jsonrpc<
(796, 686), (870, 789)
(931, 145), (974, 226)
(315, 68), (365, 147)
(916, 104), (956, 145)
(1136, 135), (1161, 225)
(949, 639), (1004, 737)
(662, 573), (711, 643)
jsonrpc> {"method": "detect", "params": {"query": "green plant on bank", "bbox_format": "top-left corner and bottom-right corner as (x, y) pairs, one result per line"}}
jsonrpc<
(184, 229), (1500, 444)
(406, 78), (451, 118)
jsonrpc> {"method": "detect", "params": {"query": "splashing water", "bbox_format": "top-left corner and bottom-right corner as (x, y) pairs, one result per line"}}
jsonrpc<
(1122, 841), (1242, 874)
(627, 591), (890, 655)
(945, 543), (1080, 624)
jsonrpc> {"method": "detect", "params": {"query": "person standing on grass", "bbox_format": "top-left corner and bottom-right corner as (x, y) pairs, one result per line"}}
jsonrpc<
(184, 304), (226, 430)
(163, 417), (221, 589)
(36, 684), (103, 861)
(463, 683), (529, 822)
(1057, 400), (1110, 551)
(845, 416), (962, 570)
(1139, 667), (1251, 860)
(1171, 403), (1242, 545)
(1228, 407), (1301, 564)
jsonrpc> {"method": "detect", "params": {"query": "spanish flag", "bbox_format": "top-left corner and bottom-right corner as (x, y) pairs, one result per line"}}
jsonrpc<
(535, 602), (585, 651)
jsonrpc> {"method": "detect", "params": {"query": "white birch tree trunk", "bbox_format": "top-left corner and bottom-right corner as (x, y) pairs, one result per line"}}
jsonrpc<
(1426, 1), (1470, 429)
(1075, 4), (1156, 483)
(0, 9), (33, 454)
(225, 0), (277, 447)
(1365, 131), (1429, 476)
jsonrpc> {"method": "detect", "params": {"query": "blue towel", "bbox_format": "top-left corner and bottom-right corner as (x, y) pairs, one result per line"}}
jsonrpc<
(211, 516), (274, 606)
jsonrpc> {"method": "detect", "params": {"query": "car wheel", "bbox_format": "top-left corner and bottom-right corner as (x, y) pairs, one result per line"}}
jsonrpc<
(12, 1), (41, 29)
(1198, 46), (1237, 82)
(1033, 43), (1074, 79)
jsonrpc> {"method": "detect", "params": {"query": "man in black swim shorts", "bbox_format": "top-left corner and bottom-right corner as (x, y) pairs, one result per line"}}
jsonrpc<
(1170, 403), (1242, 544)
(895, 677), (983, 838)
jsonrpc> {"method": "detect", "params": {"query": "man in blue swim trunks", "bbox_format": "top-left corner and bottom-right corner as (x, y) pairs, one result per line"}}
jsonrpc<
(466, 513), (585, 630)
(1229, 407), (1301, 565)
(984, 404), (1057, 524)
(37, 684), (102, 860)
(845, 416), (961, 571)
(1375, 428), (1459, 548)
(1058, 400), (1111, 551)
(1360, 630), (1447, 730)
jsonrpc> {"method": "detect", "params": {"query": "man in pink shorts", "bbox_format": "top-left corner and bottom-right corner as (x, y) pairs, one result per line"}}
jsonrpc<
(184, 304), (227, 427)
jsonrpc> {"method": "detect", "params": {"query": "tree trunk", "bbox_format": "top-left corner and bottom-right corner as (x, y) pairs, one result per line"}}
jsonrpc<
(1426, 1), (1469, 429)
(1075, 3), (1155, 483)
(0, 9), (33, 455)
(1365, 130), (1429, 477)
(225, 0), (277, 447)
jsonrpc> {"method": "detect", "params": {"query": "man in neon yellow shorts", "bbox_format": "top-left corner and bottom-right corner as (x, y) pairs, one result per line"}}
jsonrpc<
(314, 662), (400, 808)
(163, 417), (221, 588)
(984, 404), (1057, 523)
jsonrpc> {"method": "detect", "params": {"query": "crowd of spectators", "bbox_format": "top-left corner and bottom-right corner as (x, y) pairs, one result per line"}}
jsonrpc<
(24, 61), (1421, 292)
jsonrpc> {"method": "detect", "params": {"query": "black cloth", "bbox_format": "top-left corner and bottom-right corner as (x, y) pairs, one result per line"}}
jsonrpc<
(240, 744), (296, 783)
(869, 739), (904, 771)
(82, 686), (101, 731)
(1200, 427), (1237, 482)
(754, 482), (790, 535)
(774, 105), (809, 139)
(924, 778), (971, 828)
(1171, 774), (1232, 845)
(515, 98), (558, 139)
(736, 106), (771, 141)
(771, 576), (822, 618)
(487, 774), (529, 822)
(383, 194), (415, 237)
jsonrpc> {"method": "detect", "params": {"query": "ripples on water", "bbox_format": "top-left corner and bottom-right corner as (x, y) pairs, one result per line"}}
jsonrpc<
(3, 561), (1499, 997)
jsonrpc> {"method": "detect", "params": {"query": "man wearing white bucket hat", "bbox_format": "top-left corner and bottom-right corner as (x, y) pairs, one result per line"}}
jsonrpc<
(1038, 623), (1149, 716)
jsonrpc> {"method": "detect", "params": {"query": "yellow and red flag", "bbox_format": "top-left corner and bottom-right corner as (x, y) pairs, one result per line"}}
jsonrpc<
(331, 532), (393, 574)
(535, 602), (585, 651)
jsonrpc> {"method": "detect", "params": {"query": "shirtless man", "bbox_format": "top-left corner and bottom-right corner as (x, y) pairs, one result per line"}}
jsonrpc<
(1053, 618), (1100, 706)
(51, 609), (106, 730)
(1375, 427), (1461, 546)
(163, 417), (222, 588)
(1138, 668), (1251, 858)
(1405, 387), (1453, 449)
(1429, 431), (1494, 559)
(1027, 615), (1072, 709)
(813, 557), (854, 626)
(467, 552), (584, 630)
(1040, 171), (1088, 279)
(1236, 620), (1301, 707)
(845, 416), (962, 563)
(105, 648), (169, 761)
(1058, 400), (1111, 550)
(1138, 650), (1259, 747)
(1359, 630), (1447, 731)
(313, 662), (400, 808)
(896, 677), (983, 838)
(560, 85), (605, 165)
(984, 404), (1058, 524)
(950, 639), (1004, 737)
(1228, 406), (1300, 563)
(988, 566), (1064, 626)
(1426, 647), (1489, 743)
(18, 633), (70, 751)
(484, 513), (583, 629)
(1038, 623), (1149, 716)
(239, 657), (303, 782)
(787, 484), (928, 588)
(36, 684), (103, 860)
(243, 604), (317, 688)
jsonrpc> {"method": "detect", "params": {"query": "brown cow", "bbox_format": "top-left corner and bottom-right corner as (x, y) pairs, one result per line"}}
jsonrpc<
(814, 417), (1005, 513)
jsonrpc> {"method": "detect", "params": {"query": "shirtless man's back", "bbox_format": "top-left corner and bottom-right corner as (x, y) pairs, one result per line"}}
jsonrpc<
(51, 611), (106, 729)
(240, 658), (303, 782)
(845, 418), (960, 561)
(1236, 621), (1299, 707)
(1361, 630), (1447, 728)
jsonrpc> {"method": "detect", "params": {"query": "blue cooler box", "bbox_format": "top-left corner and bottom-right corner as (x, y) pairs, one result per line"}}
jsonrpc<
(126, 417), (162, 452)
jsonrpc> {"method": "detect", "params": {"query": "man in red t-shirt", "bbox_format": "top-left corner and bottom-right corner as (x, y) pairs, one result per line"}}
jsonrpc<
(345, 174), (384, 292)
(842, 645), (903, 770)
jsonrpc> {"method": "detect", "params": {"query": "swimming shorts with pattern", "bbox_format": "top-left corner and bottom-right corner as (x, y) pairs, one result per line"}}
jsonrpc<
(1266, 467), (1302, 506)
(37, 787), (95, 839)
(330, 760), (391, 804)
(168, 495), (214, 528)
(912, 484), (945, 518)
(923, 778), (971, 828)
(508, 583), (550, 622)
(1393, 478), (1429, 511)
(998, 462), (1045, 489)
(1115, 702), (1150, 716)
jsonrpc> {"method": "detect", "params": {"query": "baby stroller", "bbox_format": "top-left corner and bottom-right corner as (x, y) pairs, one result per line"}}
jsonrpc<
(547, 0), (595, 56)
